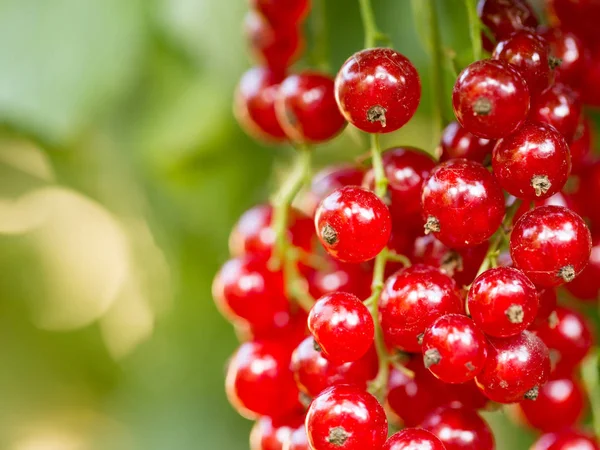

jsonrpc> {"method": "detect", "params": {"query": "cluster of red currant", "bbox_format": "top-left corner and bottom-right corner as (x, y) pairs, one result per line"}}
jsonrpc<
(214, 0), (600, 449)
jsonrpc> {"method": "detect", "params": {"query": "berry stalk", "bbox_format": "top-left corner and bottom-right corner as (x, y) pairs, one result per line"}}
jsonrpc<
(358, 0), (389, 48)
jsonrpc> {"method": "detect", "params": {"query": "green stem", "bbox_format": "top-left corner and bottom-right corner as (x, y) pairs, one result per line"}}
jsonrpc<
(464, 0), (482, 61)
(370, 134), (388, 197)
(310, 0), (330, 72)
(428, 0), (445, 143)
(358, 0), (388, 48)
(582, 350), (600, 436)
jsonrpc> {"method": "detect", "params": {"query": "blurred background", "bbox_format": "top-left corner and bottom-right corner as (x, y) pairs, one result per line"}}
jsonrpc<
(0, 0), (589, 449)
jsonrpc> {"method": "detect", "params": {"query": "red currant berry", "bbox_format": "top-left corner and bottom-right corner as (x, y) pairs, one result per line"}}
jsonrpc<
(530, 83), (582, 143)
(250, 0), (310, 25)
(547, 0), (600, 47)
(475, 331), (550, 403)
(363, 147), (436, 226)
(513, 191), (573, 225)
(478, 0), (538, 52)
(422, 314), (488, 383)
(581, 49), (600, 107)
(439, 121), (495, 164)
(226, 341), (300, 418)
(573, 160), (600, 228)
(421, 159), (505, 248)
(383, 429), (446, 450)
(510, 205), (592, 287)
(530, 288), (557, 330)
(304, 165), (366, 215)
(535, 306), (593, 375)
(379, 264), (463, 352)
(422, 405), (495, 450)
(519, 376), (586, 432)
(453, 59), (530, 139)
(308, 292), (374, 363)
(566, 237), (600, 301)
(493, 30), (551, 97)
(244, 309), (308, 351)
(309, 258), (373, 301)
(276, 72), (346, 144)
(541, 28), (589, 88)
(234, 67), (286, 142)
(335, 48), (421, 133)
(250, 414), (305, 450)
(532, 429), (600, 450)
(291, 337), (378, 397)
(493, 122), (571, 200)
(315, 186), (392, 263)
(468, 267), (539, 337)
(306, 385), (387, 450)
(570, 119), (593, 175)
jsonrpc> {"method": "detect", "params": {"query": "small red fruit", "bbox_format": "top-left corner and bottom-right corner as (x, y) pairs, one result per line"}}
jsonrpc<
(566, 237), (600, 301)
(250, 414), (305, 450)
(478, 0), (538, 52)
(383, 429), (446, 450)
(439, 121), (495, 164)
(531, 429), (600, 450)
(422, 405), (495, 450)
(305, 165), (366, 215)
(250, 0), (310, 25)
(530, 83), (582, 143)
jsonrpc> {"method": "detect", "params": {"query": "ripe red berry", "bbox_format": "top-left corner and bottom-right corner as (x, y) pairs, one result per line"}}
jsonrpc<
(242, 309), (308, 351)
(422, 405), (495, 450)
(422, 314), (488, 383)
(250, 414), (305, 450)
(453, 59), (530, 139)
(421, 159), (505, 248)
(306, 385), (387, 450)
(510, 205), (592, 287)
(226, 341), (300, 419)
(519, 377), (586, 432)
(308, 258), (373, 301)
(308, 292), (374, 363)
(566, 237), (600, 301)
(276, 72), (346, 144)
(334, 48), (421, 133)
(569, 119), (593, 175)
(304, 165), (366, 215)
(383, 429), (446, 450)
(475, 331), (551, 403)
(291, 337), (378, 397)
(581, 50), (600, 107)
(363, 147), (436, 226)
(439, 121), (495, 164)
(493, 121), (570, 200)
(535, 306), (593, 375)
(478, 0), (538, 52)
(530, 83), (582, 143)
(379, 264), (463, 352)
(315, 186), (392, 263)
(235, 67), (287, 142)
(573, 160), (600, 228)
(468, 267), (539, 337)
(530, 287), (557, 330)
(493, 30), (551, 97)
(541, 28), (589, 88)
(547, 0), (600, 47)
(250, 0), (310, 25)
(531, 429), (600, 450)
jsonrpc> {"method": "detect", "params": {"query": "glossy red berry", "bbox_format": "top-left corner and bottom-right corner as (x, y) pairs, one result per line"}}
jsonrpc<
(478, 0), (538, 52)
(305, 165), (366, 215)
(226, 341), (300, 419)
(475, 331), (550, 403)
(530, 288), (558, 330)
(535, 306), (593, 375)
(250, 0), (310, 25)
(453, 59), (530, 139)
(547, 0), (600, 47)
(531, 429), (600, 450)
(541, 28), (589, 88)
(243, 309), (308, 351)
(308, 292), (374, 363)
(439, 121), (495, 164)
(493, 122), (571, 200)
(566, 237), (600, 301)
(315, 186), (392, 263)
(276, 72), (346, 144)
(335, 48), (421, 133)
(250, 414), (305, 450)
(469, 267), (539, 337)
(383, 429), (446, 450)
(306, 385), (387, 450)
(235, 67), (286, 142)
(510, 205), (592, 287)
(421, 159), (505, 248)
(291, 337), (378, 397)
(309, 258), (373, 301)
(519, 377), (586, 432)
(493, 30), (551, 97)
(422, 405), (495, 450)
(379, 264), (463, 352)
(422, 314), (488, 383)
(530, 83), (582, 143)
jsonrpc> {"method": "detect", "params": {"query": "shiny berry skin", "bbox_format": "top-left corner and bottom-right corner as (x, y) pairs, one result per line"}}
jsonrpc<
(291, 337), (378, 397)
(306, 385), (387, 450)
(519, 377), (586, 432)
(531, 429), (600, 450)
(469, 267), (539, 337)
(493, 30), (551, 97)
(334, 48), (421, 133)
(421, 159), (505, 248)
(226, 341), (300, 419)
(305, 165), (366, 215)
(363, 147), (436, 226)
(541, 28), (589, 88)
(315, 186), (392, 263)
(453, 59), (530, 139)
(308, 292), (374, 363)
(535, 306), (593, 375)
(439, 121), (495, 164)
(276, 72), (346, 144)
(212, 256), (289, 327)
(242, 309), (308, 351)
(234, 67), (286, 142)
(478, 0), (538, 52)
(383, 429), (446, 450)
(475, 331), (550, 403)
(422, 405), (495, 450)
(530, 288), (558, 330)
(422, 314), (488, 383)
(309, 258), (373, 301)
(250, 414), (305, 450)
(530, 83), (582, 143)
(510, 206), (592, 287)
(566, 237), (600, 301)
(379, 264), (463, 352)
(250, 0), (310, 25)
(493, 122), (571, 200)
